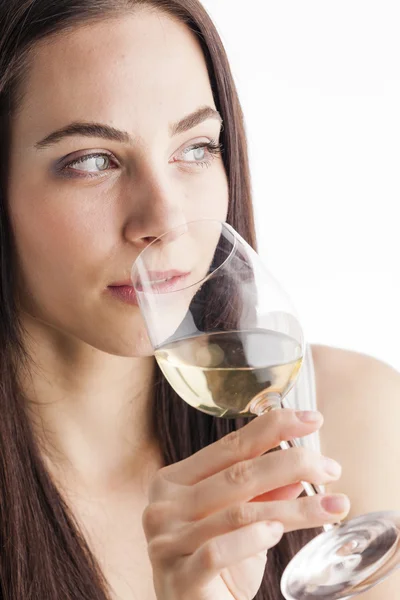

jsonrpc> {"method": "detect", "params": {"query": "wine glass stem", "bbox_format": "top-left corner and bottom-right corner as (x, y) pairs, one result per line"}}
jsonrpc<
(263, 397), (338, 533)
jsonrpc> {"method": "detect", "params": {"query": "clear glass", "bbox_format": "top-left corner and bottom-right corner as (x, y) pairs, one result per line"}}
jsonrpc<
(131, 219), (400, 599)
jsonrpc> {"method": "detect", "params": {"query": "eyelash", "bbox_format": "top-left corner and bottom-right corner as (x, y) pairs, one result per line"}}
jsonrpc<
(59, 140), (223, 178)
(180, 140), (222, 169)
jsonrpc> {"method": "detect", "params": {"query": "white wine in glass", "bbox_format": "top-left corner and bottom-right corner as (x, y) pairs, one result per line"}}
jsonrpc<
(155, 329), (302, 418)
(132, 219), (400, 600)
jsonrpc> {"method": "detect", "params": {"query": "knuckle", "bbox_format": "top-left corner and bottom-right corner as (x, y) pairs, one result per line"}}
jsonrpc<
(269, 407), (294, 431)
(200, 539), (222, 571)
(267, 409), (294, 446)
(268, 408), (287, 428)
(142, 502), (171, 537)
(148, 467), (178, 503)
(297, 497), (317, 522)
(148, 470), (166, 500)
(291, 447), (315, 475)
(220, 429), (246, 456)
(227, 504), (256, 528)
(225, 459), (253, 486)
(147, 535), (172, 564)
(293, 447), (325, 483)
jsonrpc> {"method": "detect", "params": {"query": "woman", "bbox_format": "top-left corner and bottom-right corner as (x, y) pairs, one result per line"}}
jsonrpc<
(1, 1), (399, 599)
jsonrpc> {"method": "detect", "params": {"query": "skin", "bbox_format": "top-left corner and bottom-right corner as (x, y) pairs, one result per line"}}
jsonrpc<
(6, 7), (400, 600)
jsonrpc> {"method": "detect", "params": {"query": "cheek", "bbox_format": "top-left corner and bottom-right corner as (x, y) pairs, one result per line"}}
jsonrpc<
(9, 189), (114, 303)
(185, 164), (229, 222)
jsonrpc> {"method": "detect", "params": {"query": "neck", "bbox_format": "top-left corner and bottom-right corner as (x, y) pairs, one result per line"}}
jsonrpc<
(19, 313), (161, 497)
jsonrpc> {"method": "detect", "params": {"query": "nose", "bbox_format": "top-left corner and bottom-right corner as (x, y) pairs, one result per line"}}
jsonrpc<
(123, 172), (187, 248)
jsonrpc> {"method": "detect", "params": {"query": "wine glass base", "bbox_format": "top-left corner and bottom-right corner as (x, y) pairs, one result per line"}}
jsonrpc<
(281, 511), (400, 599)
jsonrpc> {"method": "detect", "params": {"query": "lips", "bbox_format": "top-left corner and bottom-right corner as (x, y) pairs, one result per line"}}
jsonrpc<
(107, 270), (190, 303)
(110, 270), (187, 287)
(134, 270), (190, 293)
(106, 285), (139, 306)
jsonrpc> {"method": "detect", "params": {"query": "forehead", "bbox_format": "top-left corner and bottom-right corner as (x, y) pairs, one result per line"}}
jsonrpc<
(12, 10), (215, 148)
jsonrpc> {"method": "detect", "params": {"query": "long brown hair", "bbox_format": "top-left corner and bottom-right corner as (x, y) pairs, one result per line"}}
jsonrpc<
(0, 1), (317, 598)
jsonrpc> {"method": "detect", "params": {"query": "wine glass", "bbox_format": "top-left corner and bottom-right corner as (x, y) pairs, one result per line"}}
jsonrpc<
(131, 219), (400, 599)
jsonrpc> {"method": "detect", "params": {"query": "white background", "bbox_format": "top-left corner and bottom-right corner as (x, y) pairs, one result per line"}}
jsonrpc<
(201, 1), (400, 371)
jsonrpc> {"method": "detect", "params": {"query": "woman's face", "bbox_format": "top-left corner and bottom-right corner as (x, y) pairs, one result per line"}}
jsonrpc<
(7, 10), (229, 356)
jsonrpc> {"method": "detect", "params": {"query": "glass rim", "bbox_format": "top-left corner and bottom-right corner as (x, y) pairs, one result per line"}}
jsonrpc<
(131, 218), (238, 294)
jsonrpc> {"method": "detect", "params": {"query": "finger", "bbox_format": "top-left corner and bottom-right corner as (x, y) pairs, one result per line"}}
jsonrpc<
(187, 446), (342, 520)
(181, 521), (284, 587)
(142, 484), (304, 541)
(250, 482), (303, 502)
(163, 408), (323, 486)
(169, 494), (350, 558)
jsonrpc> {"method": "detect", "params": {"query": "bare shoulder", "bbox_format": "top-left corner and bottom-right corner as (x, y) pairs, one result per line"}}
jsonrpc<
(310, 344), (400, 598)
(310, 343), (400, 401)
(310, 342), (400, 508)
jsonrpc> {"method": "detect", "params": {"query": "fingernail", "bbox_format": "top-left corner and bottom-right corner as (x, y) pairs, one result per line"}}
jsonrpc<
(321, 494), (350, 515)
(323, 457), (342, 477)
(296, 410), (322, 423)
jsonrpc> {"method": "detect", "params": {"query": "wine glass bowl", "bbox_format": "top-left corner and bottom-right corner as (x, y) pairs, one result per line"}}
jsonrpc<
(132, 219), (304, 418)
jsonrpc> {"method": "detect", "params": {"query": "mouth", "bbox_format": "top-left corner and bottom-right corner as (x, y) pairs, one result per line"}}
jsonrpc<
(108, 270), (191, 300)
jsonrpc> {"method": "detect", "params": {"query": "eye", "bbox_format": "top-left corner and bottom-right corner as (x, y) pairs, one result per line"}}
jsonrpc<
(60, 152), (118, 176)
(182, 146), (208, 162)
(174, 140), (222, 168)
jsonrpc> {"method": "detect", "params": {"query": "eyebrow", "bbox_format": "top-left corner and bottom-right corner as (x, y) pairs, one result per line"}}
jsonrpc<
(34, 106), (222, 150)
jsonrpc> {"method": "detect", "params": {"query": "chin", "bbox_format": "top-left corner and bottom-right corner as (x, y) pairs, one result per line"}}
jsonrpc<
(85, 326), (155, 358)
(116, 335), (155, 358)
(21, 302), (156, 358)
